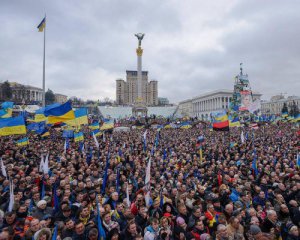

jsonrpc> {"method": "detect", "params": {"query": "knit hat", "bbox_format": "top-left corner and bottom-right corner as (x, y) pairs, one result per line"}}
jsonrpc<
(250, 225), (261, 235)
(176, 217), (185, 225)
(37, 200), (47, 208)
(200, 233), (210, 240)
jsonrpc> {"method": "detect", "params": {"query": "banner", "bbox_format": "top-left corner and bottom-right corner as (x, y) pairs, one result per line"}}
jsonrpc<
(239, 91), (252, 111)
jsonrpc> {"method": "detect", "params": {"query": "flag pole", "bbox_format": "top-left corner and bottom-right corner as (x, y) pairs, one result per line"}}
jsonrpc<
(42, 14), (46, 107)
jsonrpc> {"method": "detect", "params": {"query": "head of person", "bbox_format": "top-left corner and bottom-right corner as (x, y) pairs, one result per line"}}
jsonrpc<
(217, 224), (228, 238)
(37, 200), (47, 210)
(195, 220), (205, 231)
(111, 192), (119, 201)
(88, 228), (98, 240)
(267, 210), (277, 222)
(30, 218), (40, 233)
(229, 217), (240, 230)
(75, 220), (85, 235)
(150, 218), (159, 231)
(4, 212), (16, 225)
(287, 223), (299, 237)
(178, 204), (187, 216)
(127, 220), (138, 236)
(65, 218), (74, 230)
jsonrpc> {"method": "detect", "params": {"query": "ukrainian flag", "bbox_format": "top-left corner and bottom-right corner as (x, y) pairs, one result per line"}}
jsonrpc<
(41, 130), (50, 137)
(0, 116), (26, 136)
(37, 17), (46, 32)
(44, 101), (75, 124)
(229, 117), (241, 127)
(282, 112), (288, 118)
(91, 129), (101, 137)
(1, 102), (14, 109)
(89, 122), (99, 130)
(100, 119), (114, 130)
(34, 114), (48, 123)
(74, 132), (84, 142)
(0, 108), (12, 118)
(180, 122), (192, 129)
(65, 108), (88, 126)
(17, 137), (29, 146)
(293, 113), (300, 122)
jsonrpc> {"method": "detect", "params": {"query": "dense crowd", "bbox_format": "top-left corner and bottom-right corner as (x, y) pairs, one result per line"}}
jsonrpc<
(0, 120), (300, 240)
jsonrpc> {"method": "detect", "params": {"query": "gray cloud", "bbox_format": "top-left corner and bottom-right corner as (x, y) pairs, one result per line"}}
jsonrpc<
(0, 0), (299, 103)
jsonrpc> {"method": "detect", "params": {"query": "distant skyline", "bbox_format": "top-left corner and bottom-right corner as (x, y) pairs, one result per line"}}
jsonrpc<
(1, 0), (300, 103)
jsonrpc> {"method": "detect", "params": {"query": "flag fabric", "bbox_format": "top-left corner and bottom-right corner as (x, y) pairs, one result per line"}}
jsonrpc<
(100, 119), (114, 130)
(0, 158), (7, 178)
(145, 158), (151, 206)
(41, 181), (45, 199)
(0, 116), (26, 136)
(96, 195), (106, 240)
(74, 132), (84, 142)
(250, 123), (259, 130)
(180, 122), (192, 129)
(43, 154), (49, 175)
(211, 110), (229, 131)
(229, 117), (241, 127)
(64, 138), (70, 154)
(37, 17), (46, 32)
(62, 130), (74, 138)
(16, 137), (29, 146)
(252, 155), (258, 176)
(34, 113), (48, 123)
(199, 147), (203, 162)
(89, 122), (99, 130)
(0, 102), (14, 118)
(44, 101), (75, 124)
(102, 151), (110, 194)
(27, 121), (46, 133)
(142, 130), (147, 151)
(297, 153), (300, 167)
(8, 180), (14, 212)
(41, 130), (50, 137)
(241, 131), (245, 143)
(230, 142), (237, 148)
(52, 225), (57, 240)
(282, 112), (288, 118)
(91, 129), (101, 137)
(92, 132), (99, 148)
(65, 108), (88, 126)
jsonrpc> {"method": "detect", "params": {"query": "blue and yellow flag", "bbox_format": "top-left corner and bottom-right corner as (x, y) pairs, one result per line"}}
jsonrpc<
(17, 137), (29, 146)
(1, 102), (14, 109)
(44, 101), (75, 124)
(0, 102), (14, 118)
(91, 129), (101, 137)
(100, 119), (114, 130)
(229, 116), (241, 127)
(37, 17), (46, 32)
(282, 112), (288, 118)
(0, 116), (26, 136)
(41, 130), (50, 137)
(89, 122), (99, 130)
(65, 108), (88, 126)
(74, 132), (84, 142)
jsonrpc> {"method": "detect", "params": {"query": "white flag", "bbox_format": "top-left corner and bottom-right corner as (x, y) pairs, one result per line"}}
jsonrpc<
(64, 139), (67, 154)
(126, 183), (131, 207)
(143, 130), (148, 141)
(93, 133), (99, 148)
(145, 157), (151, 185)
(241, 131), (245, 144)
(145, 191), (150, 207)
(103, 131), (106, 142)
(43, 154), (49, 175)
(39, 155), (44, 173)
(8, 181), (14, 212)
(0, 158), (7, 178)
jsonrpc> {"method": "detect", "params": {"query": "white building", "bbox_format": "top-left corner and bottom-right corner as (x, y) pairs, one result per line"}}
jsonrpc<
(261, 95), (300, 116)
(179, 89), (262, 119)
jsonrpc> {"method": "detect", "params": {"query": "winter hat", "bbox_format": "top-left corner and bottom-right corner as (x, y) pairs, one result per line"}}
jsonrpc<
(176, 217), (185, 225)
(37, 200), (47, 208)
(250, 225), (261, 235)
(200, 233), (210, 240)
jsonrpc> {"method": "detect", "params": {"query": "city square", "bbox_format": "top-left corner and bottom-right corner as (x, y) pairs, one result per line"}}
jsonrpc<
(0, 1), (300, 240)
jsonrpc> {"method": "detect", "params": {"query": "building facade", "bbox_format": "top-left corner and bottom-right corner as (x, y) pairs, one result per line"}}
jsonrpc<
(158, 97), (170, 106)
(116, 70), (158, 106)
(0, 82), (43, 104)
(261, 95), (300, 116)
(178, 89), (262, 119)
(55, 93), (68, 104)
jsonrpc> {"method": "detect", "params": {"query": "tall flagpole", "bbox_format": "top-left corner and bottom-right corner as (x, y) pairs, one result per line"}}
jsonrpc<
(42, 15), (46, 107)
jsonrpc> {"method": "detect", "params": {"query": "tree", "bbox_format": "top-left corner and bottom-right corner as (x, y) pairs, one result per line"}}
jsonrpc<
(281, 103), (288, 114)
(1, 81), (12, 100)
(289, 101), (299, 117)
(45, 89), (55, 105)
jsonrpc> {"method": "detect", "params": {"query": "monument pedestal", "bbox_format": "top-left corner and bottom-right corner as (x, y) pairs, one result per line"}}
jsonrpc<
(132, 100), (147, 117)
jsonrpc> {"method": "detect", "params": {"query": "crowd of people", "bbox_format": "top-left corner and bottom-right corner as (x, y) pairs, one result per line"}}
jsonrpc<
(0, 119), (299, 240)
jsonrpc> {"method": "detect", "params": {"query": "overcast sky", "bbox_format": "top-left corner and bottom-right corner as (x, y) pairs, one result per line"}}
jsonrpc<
(1, 0), (299, 103)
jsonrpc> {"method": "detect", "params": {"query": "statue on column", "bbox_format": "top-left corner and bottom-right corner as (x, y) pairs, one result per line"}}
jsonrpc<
(135, 33), (145, 47)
